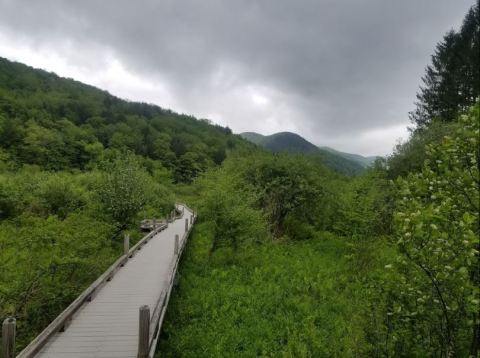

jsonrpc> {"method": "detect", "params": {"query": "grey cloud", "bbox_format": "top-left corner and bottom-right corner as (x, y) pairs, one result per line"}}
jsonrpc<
(0, 0), (474, 155)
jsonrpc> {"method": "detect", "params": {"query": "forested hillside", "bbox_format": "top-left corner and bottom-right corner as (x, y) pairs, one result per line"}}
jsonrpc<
(240, 131), (366, 175)
(320, 146), (378, 168)
(1, 1), (479, 357)
(0, 57), (244, 182)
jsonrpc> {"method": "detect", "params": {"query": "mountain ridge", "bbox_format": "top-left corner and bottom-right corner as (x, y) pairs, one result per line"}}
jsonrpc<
(240, 131), (378, 174)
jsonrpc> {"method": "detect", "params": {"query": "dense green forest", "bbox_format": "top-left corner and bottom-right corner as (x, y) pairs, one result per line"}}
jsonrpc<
(1, 2), (479, 357)
(0, 57), (245, 182)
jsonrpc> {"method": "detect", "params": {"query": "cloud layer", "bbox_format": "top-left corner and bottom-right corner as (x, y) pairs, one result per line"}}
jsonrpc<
(0, 0), (473, 155)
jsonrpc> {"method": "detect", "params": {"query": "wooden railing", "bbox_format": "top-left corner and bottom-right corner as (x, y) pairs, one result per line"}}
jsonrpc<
(1, 204), (195, 358)
(143, 208), (196, 357)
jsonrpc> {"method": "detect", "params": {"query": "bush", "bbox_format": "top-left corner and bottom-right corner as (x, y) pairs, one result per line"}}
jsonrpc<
(0, 177), (19, 219)
(387, 103), (479, 356)
(283, 215), (316, 240)
(197, 167), (268, 253)
(36, 174), (87, 219)
(97, 153), (149, 230)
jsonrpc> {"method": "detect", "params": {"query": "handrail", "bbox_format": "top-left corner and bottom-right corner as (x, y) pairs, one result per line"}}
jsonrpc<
(17, 221), (169, 358)
(148, 205), (195, 357)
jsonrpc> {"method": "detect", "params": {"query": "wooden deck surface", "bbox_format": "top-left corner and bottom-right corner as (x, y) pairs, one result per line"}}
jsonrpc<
(34, 205), (192, 358)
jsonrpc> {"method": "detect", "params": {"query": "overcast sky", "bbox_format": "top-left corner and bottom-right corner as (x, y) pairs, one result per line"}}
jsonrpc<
(0, 0), (474, 155)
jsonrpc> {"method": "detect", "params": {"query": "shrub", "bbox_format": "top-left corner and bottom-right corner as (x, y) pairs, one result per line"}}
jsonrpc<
(387, 103), (479, 356)
(97, 153), (148, 230)
(36, 174), (86, 219)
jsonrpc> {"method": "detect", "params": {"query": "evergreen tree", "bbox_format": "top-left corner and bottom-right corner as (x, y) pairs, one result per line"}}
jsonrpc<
(410, 1), (479, 128)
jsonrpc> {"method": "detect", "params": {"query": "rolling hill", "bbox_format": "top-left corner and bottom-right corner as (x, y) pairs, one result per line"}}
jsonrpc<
(240, 131), (377, 175)
(0, 56), (248, 182)
(319, 146), (378, 167)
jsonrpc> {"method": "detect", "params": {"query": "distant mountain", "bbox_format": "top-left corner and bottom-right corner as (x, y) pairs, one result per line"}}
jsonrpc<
(319, 147), (379, 168)
(240, 132), (266, 146)
(240, 131), (373, 175)
(241, 131), (318, 153)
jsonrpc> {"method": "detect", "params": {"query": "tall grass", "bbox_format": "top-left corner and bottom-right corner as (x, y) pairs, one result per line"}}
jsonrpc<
(157, 223), (381, 357)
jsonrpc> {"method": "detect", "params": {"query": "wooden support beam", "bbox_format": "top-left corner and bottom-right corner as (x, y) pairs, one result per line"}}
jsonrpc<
(2, 317), (16, 358)
(124, 234), (130, 256)
(174, 234), (179, 255)
(137, 305), (150, 358)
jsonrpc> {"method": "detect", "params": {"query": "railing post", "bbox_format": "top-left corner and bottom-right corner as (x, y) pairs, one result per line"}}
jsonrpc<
(137, 305), (150, 358)
(185, 218), (188, 232)
(2, 317), (16, 358)
(153, 219), (157, 230)
(124, 234), (130, 255)
(190, 214), (193, 225)
(174, 234), (179, 255)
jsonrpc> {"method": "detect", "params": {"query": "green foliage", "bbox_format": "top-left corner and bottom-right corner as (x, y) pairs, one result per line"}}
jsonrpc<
(0, 13), (477, 355)
(336, 161), (394, 238)
(0, 176), (19, 219)
(0, 162), (174, 351)
(0, 214), (116, 348)
(235, 153), (332, 236)
(387, 104), (479, 356)
(158, 225), (378, 357)
(97, 153), (149, 229)
(240, 131), (366, 175)
(158, 148), (396, 356)
(283, 215), (317, 241)
(36, 174), (87, 219)
(410, 2), (479, 127)
(196, 168), (267, 252)
(0, 56), (247, 182)
(387, 121), (456, 178)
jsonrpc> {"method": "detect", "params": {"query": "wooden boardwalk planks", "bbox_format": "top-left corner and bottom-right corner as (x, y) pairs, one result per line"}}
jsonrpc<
(32, 205), (193, 358)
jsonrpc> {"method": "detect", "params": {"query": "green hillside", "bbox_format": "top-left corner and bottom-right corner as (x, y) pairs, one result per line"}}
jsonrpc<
(1, 3), (479, 354)
(238, 131), (266, 146)
(240, 131), (366, 175)
(320, 146), (378, 167)
(0, 57), (245, 182)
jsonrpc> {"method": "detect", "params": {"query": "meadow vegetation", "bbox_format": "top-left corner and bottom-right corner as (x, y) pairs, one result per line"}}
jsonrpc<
(157, 103), (478, 357)
(1, 3), (479, 356)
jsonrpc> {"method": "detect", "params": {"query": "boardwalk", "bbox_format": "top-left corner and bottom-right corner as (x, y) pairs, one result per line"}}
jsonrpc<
(23, 205), (193, 358)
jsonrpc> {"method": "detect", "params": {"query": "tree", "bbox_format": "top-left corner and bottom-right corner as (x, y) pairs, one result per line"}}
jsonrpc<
(240, 154), (324, 237)
(98, 154), (148, 232)
(151, 133), (176, 168)
(387, 121), (456, 178)
(174, 152), (204, 183)
(410, 1), (479, 128)
(199, 169), (266, 253)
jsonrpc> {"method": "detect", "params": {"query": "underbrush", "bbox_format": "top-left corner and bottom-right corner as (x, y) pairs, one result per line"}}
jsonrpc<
(157, 223), (385, 357)
(0, 154), (175, 350)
